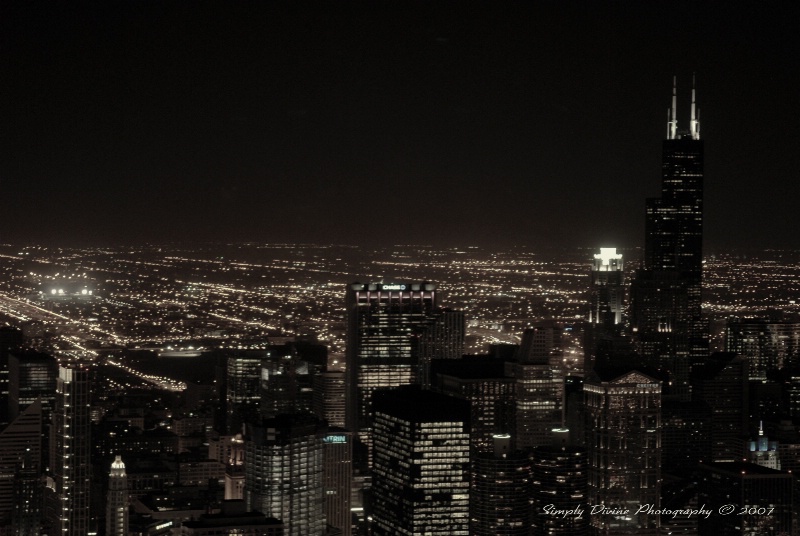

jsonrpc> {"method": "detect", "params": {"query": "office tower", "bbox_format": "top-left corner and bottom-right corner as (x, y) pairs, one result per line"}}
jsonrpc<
(261, 345), (321, 419)
(430, 356), (515, 453)
(471, 434), (532, 536)
(371, 387), (470, 536)
(589, 248), (624, 328)
(725, 318), (800, 380)
(49, 363), (92, 536)
(13, 449), (42, 536)
(313, 371), (346, 428)
(692, 352), (749, 462)
(244, 413), (325, 536)
(631, 76), (707, 401)
(0, 400), (42, 523)
(698, 462), (794, 536)
(106, 455), (129, 536)
(585, 369), (661, 535)
(0, 326), (24, 427)
(8, 350), (57, 420)
(531, 429), (588, 536)
(226, 351), (263, 431)
(322, 429), (352, 536)
(346, 282), (463, 459)
(513, 323), (564, 449)
(417, 308), (465, 388)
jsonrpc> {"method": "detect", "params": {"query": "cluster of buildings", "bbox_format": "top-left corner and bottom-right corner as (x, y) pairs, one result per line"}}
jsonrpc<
(0, 79), (799, 536)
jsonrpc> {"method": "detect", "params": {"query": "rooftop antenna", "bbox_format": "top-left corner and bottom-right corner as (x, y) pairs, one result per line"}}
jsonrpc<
(690, 73), (700, 140)
(670, 76), (678, 140)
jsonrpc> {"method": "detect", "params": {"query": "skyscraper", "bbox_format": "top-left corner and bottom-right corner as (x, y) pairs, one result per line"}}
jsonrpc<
(631, 75), (707, 400)
(585, 370), (661, 535)
(471, 434), (532, 536)
(371, 387), (471, 536)
(430, 356), (515, 453)
(322, 429), (352, 536)
(0, 400), (42, 524)
(513, 323), (564, 449)
(589, 248), (624, 328)
(49, 363), (92, 536)
(345, 282), (463, 460)
(244, 413), (326, 536)
(725, 318), (800, 380)
(106, 455), (129, 536)
(530, 430), (588, 536)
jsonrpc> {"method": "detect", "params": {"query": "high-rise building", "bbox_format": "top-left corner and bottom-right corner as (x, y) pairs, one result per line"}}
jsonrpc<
(371, 387), (470, 536)
(692, 352), (749, 463)
(12, 449), (42, 536)
(725, 318), (800, 380)
(312, 371), (346, 428)
(244, 413), (326, 536)
(631, 76), (707, 401)
(430, 356), (515, 453)
(49, 363), (92, 536)
(106, 455), (129, 536)
(698, 462), (794, 536)
(0, 327), (24, 428)
(0, 400), (42, 524)
(345, 282), (463, 461)
(417, 308), (465, 388)
(585, 369), (661, 535)
(8, 351), (57, 421)
(226, 351), (263, 432)
(513, 323), (564, 449)
(589, 248), (624, 328)
(530, 429), (588, 536)
(322, 429), (352, 536)
(470, 434), (532, 536)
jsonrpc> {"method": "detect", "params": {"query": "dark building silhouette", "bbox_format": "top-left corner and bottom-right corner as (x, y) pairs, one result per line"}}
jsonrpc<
(471, 434), (532, 536)
(430, 356), (515, 453)
(0, 400), (42, 526)
(692, 353), (749, 462)
(0, 327), (24, 428)
(513, 323), (564, 448)
(530, 429), (588, 536)
(371, 387), (470, 536)
(698, 462), (794, 536)
(631, 76), (707, 401)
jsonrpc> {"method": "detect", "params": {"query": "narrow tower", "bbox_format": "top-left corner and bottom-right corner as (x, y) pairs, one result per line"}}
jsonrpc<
(106, 455), (129, 536)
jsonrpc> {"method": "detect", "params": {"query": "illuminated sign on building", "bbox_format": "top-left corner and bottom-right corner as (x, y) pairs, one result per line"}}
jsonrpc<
(380, 284), (406, 291)
(324, 434), (347, 444)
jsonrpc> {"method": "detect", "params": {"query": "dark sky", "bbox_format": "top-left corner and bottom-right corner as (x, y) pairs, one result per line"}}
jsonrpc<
(3, 2), (799, 250)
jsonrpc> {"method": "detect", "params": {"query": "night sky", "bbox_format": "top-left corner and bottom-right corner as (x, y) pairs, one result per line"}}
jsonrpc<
(3, 2), (800, 250)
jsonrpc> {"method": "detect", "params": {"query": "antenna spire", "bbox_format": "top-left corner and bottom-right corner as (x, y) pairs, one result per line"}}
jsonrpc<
(669, 76), (678, 140)
(690, 73), (700, 140)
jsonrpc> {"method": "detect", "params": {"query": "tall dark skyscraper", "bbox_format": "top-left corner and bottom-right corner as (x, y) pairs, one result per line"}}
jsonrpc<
(345, 282), (463, 460)
(631, 76), (707, 400)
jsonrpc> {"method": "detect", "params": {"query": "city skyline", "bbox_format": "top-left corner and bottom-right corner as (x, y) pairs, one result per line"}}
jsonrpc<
(3, 3), (800, 249)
